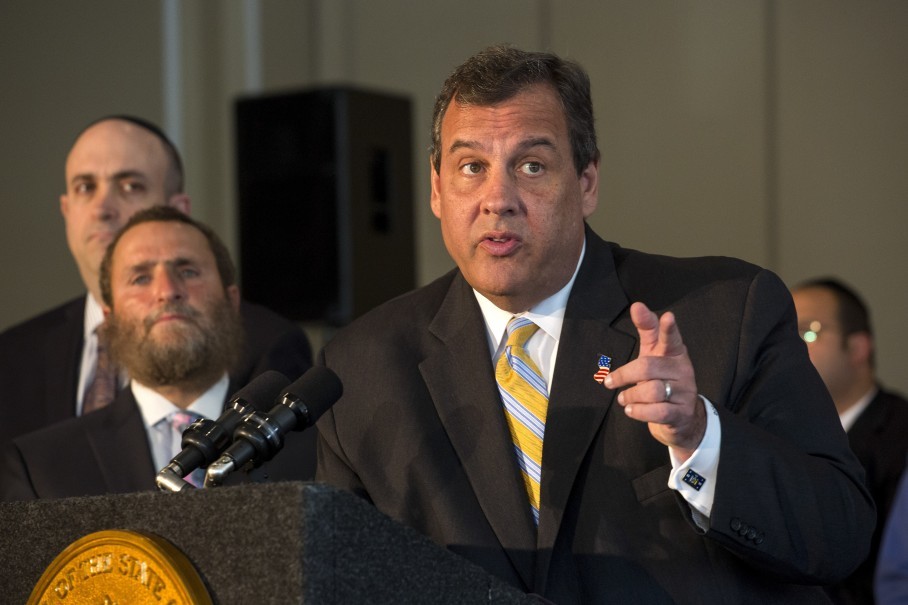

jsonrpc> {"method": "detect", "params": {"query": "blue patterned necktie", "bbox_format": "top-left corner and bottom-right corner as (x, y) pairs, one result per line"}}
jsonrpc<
(495, 316), (548, 525)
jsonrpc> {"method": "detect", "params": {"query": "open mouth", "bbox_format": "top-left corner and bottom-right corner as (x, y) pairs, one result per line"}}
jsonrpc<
(481, 232), (521, 256)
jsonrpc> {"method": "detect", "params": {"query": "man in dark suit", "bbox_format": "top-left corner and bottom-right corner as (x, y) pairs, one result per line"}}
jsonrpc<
(315, 45), (875, 602)
(0, 115), (312, 448)
(793, 278), (908, 604)
(0, 207), (315, 500)
(877, 470), (908, 602)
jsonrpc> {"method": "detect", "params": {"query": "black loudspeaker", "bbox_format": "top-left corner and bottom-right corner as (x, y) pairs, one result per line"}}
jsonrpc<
(235, 87), (415, 325)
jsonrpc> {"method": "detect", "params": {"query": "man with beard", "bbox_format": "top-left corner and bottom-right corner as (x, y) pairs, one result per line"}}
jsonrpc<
(0, 115), (313, 448)
(0, 206), (312, 500)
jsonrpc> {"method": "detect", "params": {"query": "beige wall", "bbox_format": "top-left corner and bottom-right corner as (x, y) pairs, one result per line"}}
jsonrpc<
(2, 1), (906, 392)
(775, 2), (908, 396)
(0, 0), (163, 325)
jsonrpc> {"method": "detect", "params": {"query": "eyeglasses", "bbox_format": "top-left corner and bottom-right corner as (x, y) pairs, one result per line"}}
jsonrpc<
(799, 320), (823, 343)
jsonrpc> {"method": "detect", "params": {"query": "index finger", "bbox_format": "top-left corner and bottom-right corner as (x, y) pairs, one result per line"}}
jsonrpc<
(631, 302), (685, 357)
(654, 310), (685, 357)
(630, 302), (660, 351)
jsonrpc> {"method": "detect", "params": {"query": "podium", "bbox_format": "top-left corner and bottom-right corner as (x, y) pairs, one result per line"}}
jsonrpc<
(0, 482), (535, 604)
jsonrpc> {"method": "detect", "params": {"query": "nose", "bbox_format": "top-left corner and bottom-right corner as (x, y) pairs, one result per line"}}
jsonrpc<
(154, 267), (186, 303)
(480, 168), (520, 216)
(92, 182), (120, 222)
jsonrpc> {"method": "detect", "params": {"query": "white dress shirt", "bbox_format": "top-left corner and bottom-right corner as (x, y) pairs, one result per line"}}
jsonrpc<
(76, 293), (106, 416)
(839, 386), (877, 432)
(472, 240), (721, 522)
(133, 374), (230, 472)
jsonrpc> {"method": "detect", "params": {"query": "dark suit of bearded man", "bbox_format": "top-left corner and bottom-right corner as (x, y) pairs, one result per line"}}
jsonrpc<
(0, 382), (318, 501)
(315, 226), (875, 604)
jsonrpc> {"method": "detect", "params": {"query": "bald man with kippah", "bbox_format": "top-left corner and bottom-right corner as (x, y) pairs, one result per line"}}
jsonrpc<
(0, 116), (313, 450)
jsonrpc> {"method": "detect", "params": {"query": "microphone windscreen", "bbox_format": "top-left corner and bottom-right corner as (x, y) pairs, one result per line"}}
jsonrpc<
(281, 366), (343, 424)
(231, 370), (291, 410)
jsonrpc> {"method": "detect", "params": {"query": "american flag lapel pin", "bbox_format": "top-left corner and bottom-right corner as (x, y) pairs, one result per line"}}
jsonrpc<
(593, 355), (612, 384)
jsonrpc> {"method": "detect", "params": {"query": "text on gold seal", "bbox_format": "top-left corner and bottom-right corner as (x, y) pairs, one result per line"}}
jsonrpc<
(28, 529), (212, 605)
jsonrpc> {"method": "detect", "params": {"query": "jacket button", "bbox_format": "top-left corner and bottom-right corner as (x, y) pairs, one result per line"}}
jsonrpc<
(755, 533), (765, 545)
(746, 528), (757, 540)
(730, 518), (742, 531)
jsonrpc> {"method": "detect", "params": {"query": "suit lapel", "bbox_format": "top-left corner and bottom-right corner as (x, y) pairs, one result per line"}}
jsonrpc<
(84, 389), (158, 493)
(43, 297), (85, 422)
(421, 274), (538, 590)
(85, 383), (240, 493)
(534, 231), (639, 589)
(846, 389), (888, 459)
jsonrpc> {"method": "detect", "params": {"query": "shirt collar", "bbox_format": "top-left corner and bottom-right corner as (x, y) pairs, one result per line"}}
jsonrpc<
(839, 385), (879, 432)
(83, 292), (105, 339)
(474, 238), (586, 354)
(133, 373), (231, 429)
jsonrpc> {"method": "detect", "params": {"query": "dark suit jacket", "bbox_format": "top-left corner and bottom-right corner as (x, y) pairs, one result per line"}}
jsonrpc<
(315, 227), (875, 603)
(0, 384), (318, 501)
(826, 387), (908, 605)
(0, 296), (313, 447)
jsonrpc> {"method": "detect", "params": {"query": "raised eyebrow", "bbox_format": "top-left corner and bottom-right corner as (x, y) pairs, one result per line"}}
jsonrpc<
(448, 139), (482, 156)
(517, 137), (557, 154)
(447, 137), (557, 157)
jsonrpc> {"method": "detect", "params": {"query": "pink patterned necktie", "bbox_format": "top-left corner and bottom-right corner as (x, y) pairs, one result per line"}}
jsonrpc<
(82, 325), (118, 414)
(168, 411), (206, 487)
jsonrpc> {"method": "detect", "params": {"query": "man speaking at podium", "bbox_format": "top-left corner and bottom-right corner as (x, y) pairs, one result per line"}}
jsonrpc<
(315, 46), (875, 602)
(0, 207), (314, 499)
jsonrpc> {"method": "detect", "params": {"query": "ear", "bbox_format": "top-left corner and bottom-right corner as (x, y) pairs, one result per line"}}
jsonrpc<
(226, 284), (241, 312)
(847, 331), (873, 366)
(430, 157), (442, 219)
(102, 305), (112, 319)
(168, 192), (191, 215)
(579, 158), (599, 218)
(60, 193), (70, 218)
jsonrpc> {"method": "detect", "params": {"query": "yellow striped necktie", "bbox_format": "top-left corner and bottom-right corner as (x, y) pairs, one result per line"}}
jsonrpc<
(495, 316), (548, 525)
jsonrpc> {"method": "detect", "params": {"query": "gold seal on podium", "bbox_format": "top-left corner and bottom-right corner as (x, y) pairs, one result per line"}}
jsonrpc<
(27, 529), (212, 605)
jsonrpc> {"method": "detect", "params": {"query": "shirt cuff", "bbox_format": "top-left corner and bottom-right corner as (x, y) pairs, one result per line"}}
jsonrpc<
(668, 395), (721, 525)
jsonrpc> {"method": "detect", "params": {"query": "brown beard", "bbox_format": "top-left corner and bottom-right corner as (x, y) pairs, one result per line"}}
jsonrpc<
(105, 297), (243, 390)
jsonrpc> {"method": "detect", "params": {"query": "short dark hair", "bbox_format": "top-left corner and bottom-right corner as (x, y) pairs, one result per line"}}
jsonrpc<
(795, 277), (875, 368)
(76, 115), (185, 195)
(796, 277), (873, 338)
(430, 45), (600, 176)
(99, 206), (236, 308)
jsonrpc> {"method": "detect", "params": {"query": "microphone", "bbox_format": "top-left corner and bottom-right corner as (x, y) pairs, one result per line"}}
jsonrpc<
(155, 370), (290, 492)
(204, 366), (342, 487)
